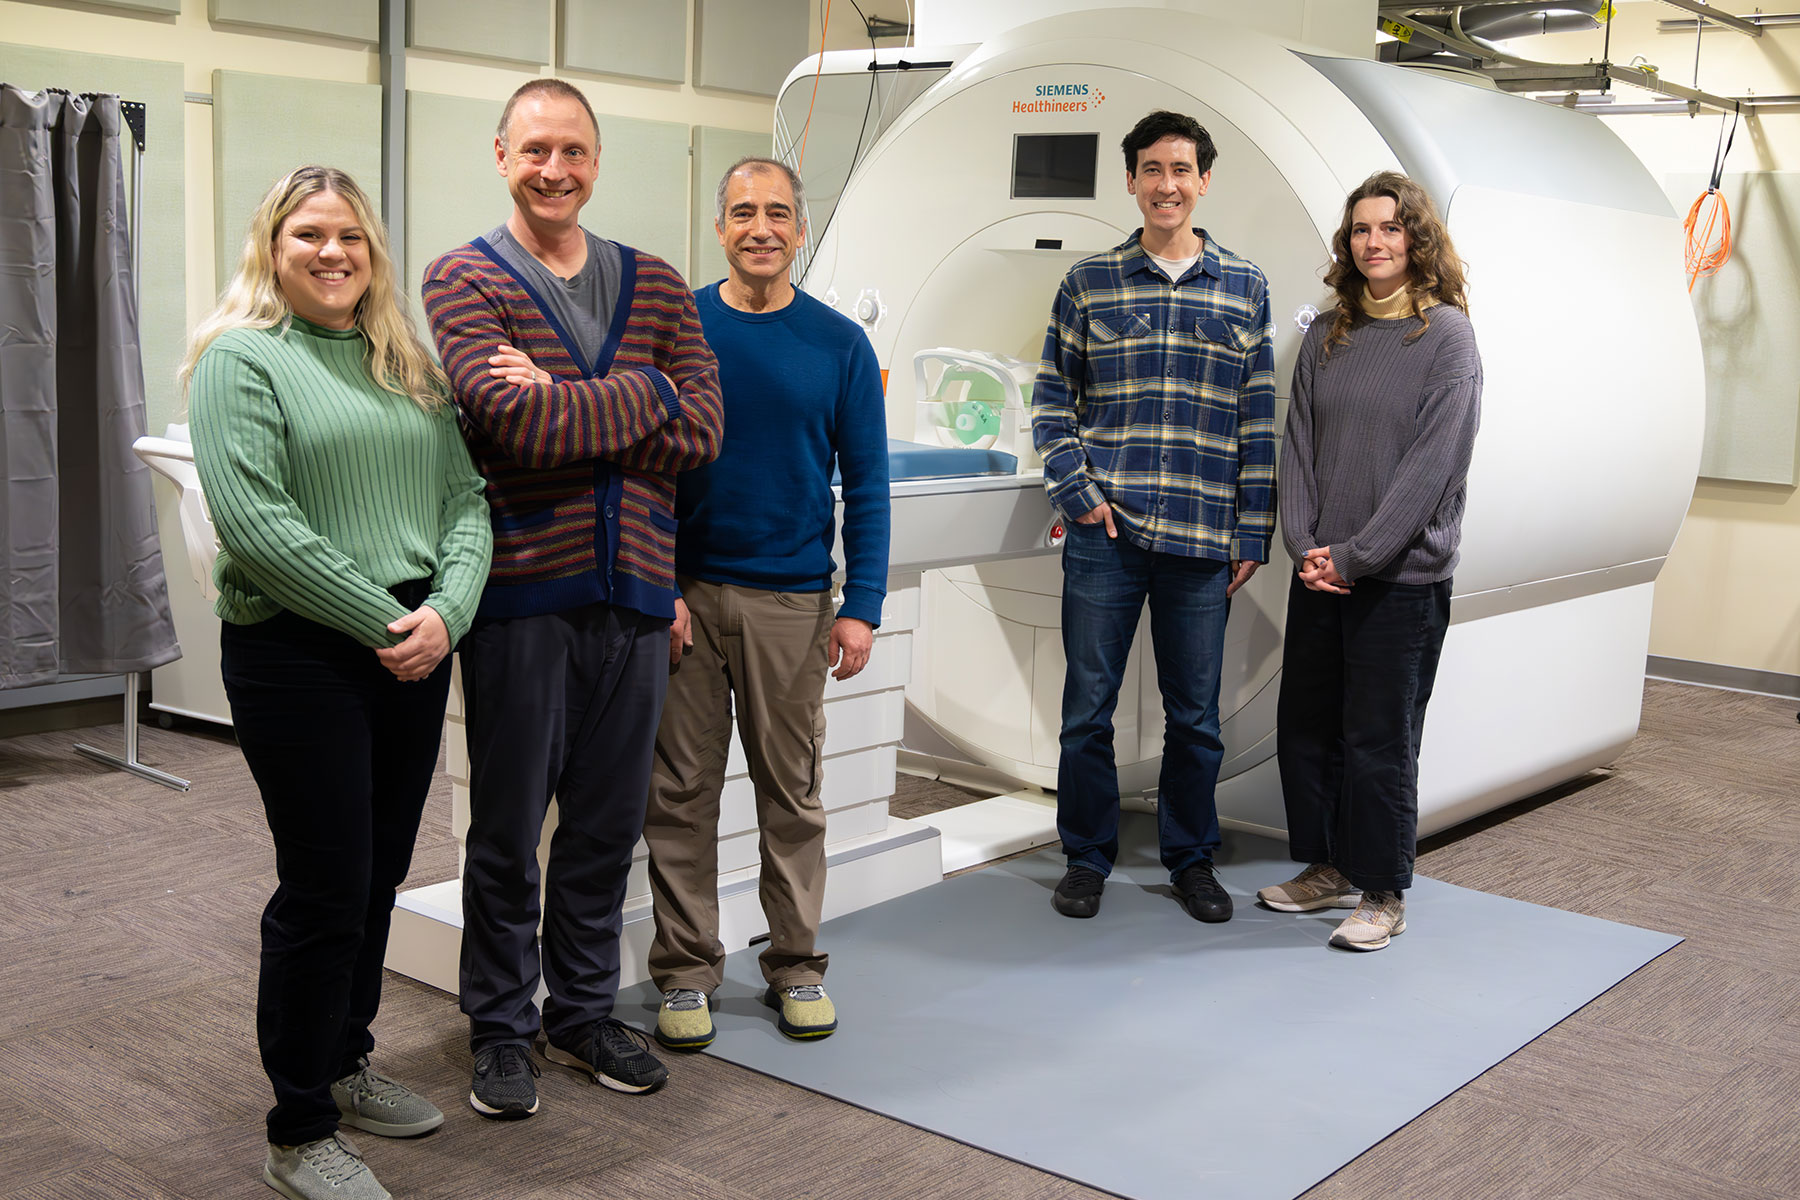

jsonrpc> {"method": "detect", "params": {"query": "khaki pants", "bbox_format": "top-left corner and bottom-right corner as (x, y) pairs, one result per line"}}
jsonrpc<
(645, 576), (833, 993)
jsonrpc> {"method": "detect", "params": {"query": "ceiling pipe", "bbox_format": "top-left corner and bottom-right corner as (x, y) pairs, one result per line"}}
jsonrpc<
(1460, 8), (1603, 42)
(1383, 7), (1753, 114)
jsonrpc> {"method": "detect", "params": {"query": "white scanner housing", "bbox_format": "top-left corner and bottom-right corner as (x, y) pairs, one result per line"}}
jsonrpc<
(785, 8), (1704, 838)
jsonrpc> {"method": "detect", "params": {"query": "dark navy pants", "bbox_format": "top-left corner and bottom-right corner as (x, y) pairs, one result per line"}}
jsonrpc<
(1276, 574), (1452, 892)
(457, 602), (668, 1053)
(221, 582), (451, 1147)
(1056, 523), (1230, 880)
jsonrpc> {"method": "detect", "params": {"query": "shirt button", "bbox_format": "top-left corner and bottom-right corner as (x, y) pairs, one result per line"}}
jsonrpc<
(1162, 452), (1170, 463)
(1163, 410), (1172, 420)
(604, 506), (616, 518)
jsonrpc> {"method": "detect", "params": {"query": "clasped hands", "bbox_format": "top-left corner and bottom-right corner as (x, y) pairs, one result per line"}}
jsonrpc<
(1299, 547), (1352, 595)
(376, 605), (450, 681)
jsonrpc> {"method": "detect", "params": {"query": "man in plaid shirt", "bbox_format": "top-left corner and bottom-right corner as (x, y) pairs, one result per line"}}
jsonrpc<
(1031, 109), (1276, 925)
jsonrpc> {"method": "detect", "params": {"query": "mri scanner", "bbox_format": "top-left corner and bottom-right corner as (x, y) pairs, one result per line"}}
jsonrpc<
(783, 6), (1705, 840)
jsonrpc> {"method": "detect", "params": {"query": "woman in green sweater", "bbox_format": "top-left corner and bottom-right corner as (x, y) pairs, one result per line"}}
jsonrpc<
(183, 166), (490, 1200)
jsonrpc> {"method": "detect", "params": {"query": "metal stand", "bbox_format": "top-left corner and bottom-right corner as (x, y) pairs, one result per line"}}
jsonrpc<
(68, 98), (187, 793)
(74, 673), (190, 791)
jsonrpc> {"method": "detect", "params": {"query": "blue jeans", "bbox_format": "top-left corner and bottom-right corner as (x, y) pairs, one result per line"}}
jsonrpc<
(1057, 522), (1230, 879)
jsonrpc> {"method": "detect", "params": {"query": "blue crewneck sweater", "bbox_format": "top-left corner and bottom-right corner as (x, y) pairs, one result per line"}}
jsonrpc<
(679, 285), (889, 626)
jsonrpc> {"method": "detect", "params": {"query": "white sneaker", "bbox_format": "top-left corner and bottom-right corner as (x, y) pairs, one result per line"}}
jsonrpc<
(1329, 890), (1406, 951)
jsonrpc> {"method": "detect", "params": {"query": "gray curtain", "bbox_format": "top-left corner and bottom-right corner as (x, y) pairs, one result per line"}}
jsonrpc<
(0, 84), (179, 689)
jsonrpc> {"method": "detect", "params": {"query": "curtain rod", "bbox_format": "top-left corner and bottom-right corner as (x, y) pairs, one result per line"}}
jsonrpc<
(4, 85), (148, 151)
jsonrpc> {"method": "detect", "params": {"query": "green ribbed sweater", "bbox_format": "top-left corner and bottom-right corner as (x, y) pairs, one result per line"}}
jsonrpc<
(189, 317), (492, 647)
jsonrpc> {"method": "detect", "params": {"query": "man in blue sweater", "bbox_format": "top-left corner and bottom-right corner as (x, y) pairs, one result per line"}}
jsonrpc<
(642, 157), (889, 1050)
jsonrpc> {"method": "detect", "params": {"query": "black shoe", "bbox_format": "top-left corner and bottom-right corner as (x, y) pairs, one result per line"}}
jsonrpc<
(469, 1043), (540, 1119)
(1174, 861), (1233, 923)
(1052, 863), (1106, 918)
(543, 1017), (670, 1095)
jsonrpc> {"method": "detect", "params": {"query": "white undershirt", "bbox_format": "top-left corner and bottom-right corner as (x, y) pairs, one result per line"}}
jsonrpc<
(1147, 250), (1200, 282)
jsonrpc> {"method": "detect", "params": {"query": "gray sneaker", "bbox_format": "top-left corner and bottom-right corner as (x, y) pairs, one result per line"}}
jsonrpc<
(332, 1057), (444, 1138)
(263, 1132), (390, 1200)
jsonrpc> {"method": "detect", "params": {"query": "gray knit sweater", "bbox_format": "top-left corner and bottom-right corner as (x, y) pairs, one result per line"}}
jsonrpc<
(1279, 306), (1482, 584)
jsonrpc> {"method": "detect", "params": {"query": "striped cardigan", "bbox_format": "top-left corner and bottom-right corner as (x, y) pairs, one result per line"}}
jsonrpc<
(422, 238), (723, 621)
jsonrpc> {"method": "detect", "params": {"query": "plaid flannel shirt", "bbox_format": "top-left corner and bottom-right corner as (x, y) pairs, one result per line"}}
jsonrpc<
(1032, 229), (1276, 563)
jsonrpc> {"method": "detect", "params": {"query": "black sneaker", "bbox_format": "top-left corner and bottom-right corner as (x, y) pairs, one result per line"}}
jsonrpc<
(1173, 861), (1233, 923)
(543, 1017), (670, 1095)
(1052, 863), (1106, 918)
(468, 1043), (539, 1120)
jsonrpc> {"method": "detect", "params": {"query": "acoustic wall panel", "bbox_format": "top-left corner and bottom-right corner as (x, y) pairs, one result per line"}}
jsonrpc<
(56, 0), (179, 13)
(590, 112), (690, 276)
(410, 0), (550, 66)
(0, 45), (185, 429)
(405, 90), (506, 323)
(1667, 171), (1800, 485)
(694, 0), (809, 97)
(561, 0), (686, 84)
(209, 0), (378, 45)
(407, 95), (690, 310)
(212, 71), (382, 294)
(690, 125), (770, 288)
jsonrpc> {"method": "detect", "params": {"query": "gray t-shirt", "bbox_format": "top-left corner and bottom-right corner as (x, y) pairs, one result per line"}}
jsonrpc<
(1279, 305), (1483, 584)
(484, 224), (622, 369)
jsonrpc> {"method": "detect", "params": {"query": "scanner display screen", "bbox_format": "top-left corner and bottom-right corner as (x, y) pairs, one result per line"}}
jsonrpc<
(1012, 133), (1098, 198)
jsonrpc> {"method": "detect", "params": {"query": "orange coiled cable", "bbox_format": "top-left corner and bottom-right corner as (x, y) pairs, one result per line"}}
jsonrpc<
(1684, 187), (1732, 292)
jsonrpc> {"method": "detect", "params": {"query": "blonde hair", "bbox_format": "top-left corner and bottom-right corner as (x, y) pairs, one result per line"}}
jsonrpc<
(1321, 170), (1470, 360)
(179, 165), (447, 410)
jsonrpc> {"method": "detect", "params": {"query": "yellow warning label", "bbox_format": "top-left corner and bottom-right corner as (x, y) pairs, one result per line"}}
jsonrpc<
(1378, 17), (1416, 43)
(1596, 1), (1617, 21)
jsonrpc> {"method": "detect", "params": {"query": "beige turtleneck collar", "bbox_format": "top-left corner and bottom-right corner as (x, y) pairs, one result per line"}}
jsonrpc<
(1360, 284), (1439, 321)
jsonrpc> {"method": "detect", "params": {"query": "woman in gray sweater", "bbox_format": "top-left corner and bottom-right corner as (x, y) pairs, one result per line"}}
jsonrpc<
(1255, 171), (1482, 951)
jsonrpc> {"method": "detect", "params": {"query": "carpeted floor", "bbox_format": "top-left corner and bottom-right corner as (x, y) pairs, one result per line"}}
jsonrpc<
(0, 679), (1796, 1199)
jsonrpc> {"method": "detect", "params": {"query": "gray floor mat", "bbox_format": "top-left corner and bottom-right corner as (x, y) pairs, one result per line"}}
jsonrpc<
(617, 819), (1681, 1200)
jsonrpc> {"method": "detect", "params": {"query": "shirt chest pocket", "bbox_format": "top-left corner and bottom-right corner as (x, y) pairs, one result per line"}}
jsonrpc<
(1190, 316), (1254, 389)
(1086, 308), (1157, 393)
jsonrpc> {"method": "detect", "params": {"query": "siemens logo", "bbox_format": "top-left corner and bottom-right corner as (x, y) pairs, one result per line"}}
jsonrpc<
(1035, 84), (1089, 96)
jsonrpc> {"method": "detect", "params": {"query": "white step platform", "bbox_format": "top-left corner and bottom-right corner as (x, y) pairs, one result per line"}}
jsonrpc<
(916, 789), (1059, 875)
(388, 577), (947, 995)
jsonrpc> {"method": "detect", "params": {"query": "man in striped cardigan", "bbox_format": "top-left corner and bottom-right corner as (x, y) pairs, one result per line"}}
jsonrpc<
(422, 78), (723, 1121)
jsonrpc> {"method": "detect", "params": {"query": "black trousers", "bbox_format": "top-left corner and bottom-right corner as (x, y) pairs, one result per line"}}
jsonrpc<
(221, 584), (451, 1147)
(457, 602), (669, 1053)
(1276, 574), (1451, 892)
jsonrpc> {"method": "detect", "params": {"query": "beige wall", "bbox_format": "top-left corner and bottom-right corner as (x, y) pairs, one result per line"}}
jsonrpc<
(1508, 3), (1800, 676)
(0, 0), (787, 335)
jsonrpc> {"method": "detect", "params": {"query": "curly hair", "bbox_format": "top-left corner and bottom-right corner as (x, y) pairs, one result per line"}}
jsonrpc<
(1320, 171), (1469, 358)
(179, 165), (447, 411)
